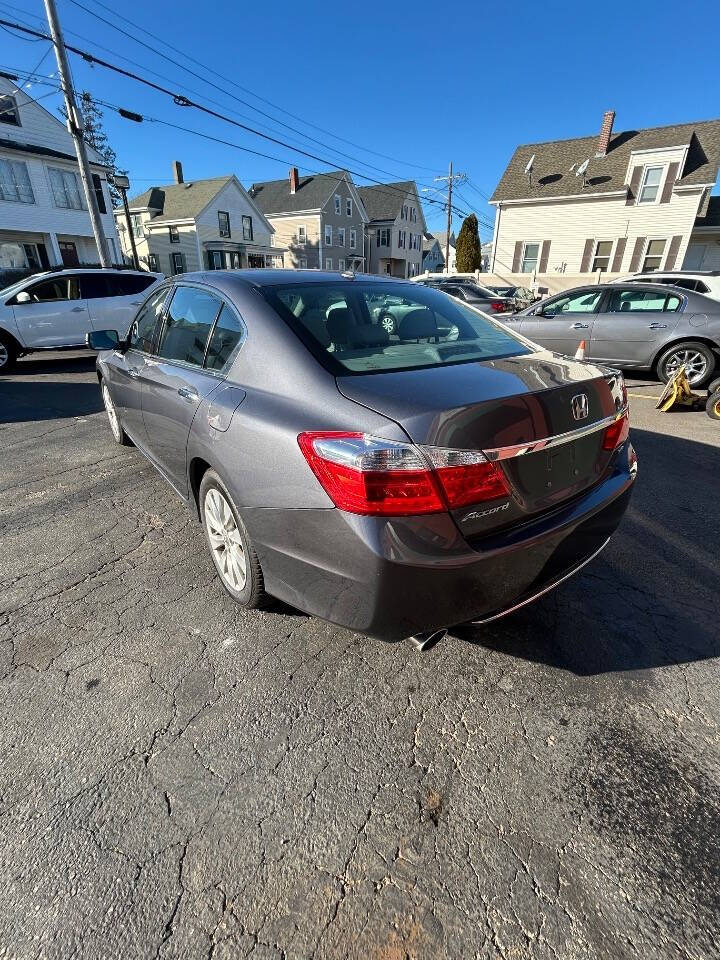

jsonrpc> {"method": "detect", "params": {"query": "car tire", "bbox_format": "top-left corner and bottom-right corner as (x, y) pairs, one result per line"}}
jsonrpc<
(656, 341), (716, 387)
(0, 332), (18, 374)
(706, 390), (720, 420)
(380, 313), (396, 335)
(199, 469), (270, 609)
(100, 378), (132, 446)
(707, 375), (720, 394)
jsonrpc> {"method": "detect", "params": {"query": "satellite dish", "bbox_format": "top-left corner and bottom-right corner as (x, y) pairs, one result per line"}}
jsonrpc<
(575, 158), (590, 178)
(524, 154), (535, 186)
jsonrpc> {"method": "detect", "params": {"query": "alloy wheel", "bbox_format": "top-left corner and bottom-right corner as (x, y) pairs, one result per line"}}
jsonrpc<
(0, 343), (8, 369)
(664, 349), (708, 384)
(204, 488), (247, 591)
(381, 315), (395, 334)
(102, 382), (122, 442)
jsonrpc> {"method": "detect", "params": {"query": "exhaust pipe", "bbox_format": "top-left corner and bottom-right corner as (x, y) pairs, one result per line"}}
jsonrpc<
(405, 628), (447, 652)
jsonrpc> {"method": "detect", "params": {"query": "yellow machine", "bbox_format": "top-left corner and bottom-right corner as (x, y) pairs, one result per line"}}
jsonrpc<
(656, 365), (704, 412)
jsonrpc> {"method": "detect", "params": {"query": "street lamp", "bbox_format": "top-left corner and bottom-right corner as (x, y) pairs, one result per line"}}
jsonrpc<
(109, 173), (139, 270)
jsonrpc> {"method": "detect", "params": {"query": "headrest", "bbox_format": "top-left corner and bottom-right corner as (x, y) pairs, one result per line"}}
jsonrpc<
(399, 308), (439, 340)
(348, 326), (389, 348)
(326, 306), (353, 343)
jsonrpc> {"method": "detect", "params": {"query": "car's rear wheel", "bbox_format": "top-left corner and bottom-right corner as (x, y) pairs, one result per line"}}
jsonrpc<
(656, 341), (716, 387)
(101, 379), (131, 445)
(0, 332), (18, 374)
(380, 313), (396, 335)
(199, 469), (270, 609)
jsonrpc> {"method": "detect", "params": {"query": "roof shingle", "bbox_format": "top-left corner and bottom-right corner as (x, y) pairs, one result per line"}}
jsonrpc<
(356, 181), (418, 221)
(124, 176), (233, 221)
(249, 170), (348, 214)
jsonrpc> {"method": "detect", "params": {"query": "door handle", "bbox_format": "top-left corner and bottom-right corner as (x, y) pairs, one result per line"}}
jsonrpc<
(71, 306), (85, 313)
(571, 322), (590, 329)
(178, 387), (200, 403)
(648, 323), (668, 329)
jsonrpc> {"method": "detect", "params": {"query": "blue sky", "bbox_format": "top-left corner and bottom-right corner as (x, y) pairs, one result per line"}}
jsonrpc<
(2, 0), (719, 241)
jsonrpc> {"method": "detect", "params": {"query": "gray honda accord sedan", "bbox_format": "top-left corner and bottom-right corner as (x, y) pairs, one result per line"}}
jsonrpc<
(89, 270), (636, 645)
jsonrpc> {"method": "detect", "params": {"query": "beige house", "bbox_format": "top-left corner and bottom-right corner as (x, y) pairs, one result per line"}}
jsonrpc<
(249, 168), (368, 272)
(114, 162), (282, 275)
(486, 111), (720, 294)
(357, 181), (427, 278)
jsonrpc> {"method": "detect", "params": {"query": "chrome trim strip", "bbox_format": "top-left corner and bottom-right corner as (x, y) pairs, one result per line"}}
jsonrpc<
(483, 409), (627, 462)
(470, 537), (611, 626)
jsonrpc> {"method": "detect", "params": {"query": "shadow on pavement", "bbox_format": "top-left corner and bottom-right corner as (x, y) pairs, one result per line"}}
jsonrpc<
(453, 426), (719, 675)
(2, 356), (102, 423)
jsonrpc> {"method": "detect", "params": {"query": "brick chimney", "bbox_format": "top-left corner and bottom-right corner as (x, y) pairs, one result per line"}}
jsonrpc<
(289, 167), (299, 194)
(172, 160), (184, 184)
(596, 110), (616, 157)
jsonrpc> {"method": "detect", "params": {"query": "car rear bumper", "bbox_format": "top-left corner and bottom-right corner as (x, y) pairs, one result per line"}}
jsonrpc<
(243, 442), (636, 642)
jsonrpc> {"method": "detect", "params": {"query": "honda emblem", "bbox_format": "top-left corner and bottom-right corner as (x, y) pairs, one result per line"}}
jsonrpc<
(572, 393), (589, 421)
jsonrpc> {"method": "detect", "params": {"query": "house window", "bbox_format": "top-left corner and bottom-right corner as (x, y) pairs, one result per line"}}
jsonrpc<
(0, 157), (34, 203)
(130, 214), (144, 238)
(642, 239), (666, 272)
(91, 174), (107, 214)
(398, 230), (406, 248)
(337, 227), (345, 247)
(349, 228), (356, 250)
(346, 198), (352, 216)
(338, 259), (345, 271)
(297, 224), (306, 245)
(638, 166), (663, 204)
(334, 194), (341, 214)
(520, 242), (540, 273)
(242, 215), (253, 241)
(208, 250), (225, 270)
(592, 240), (613, 273)
(147, 253), (158, 271)
(325, 224), (332, 246)
(298, 256), (308, 268)
(0, 94), (20, 126)
(218, 211), (231, 237)
(410, 207), (416, 223)
(49, 167), (84, 209)
(376, 228), (390, 246)
(169, 225), (180, 243)
(325, 257), (333, 270)
(171, 252), (185, 274)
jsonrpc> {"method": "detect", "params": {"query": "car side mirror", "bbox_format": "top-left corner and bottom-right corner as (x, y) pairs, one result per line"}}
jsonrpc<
(87, 329), (121, 350)
(15, 291), (31, 304)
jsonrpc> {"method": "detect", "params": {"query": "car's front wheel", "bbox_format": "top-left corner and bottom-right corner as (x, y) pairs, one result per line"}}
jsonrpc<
(199, 470), (270, 609)
(0, 332), (18, 374)
(656, 341), (716, 387)
(101, 379), (131, 445)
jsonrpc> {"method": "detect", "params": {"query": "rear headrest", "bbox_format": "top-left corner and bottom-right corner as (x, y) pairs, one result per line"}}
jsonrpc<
(326, 306), (353, 344)
(301, 307), (331, 347)
(347, 326), (389, 348)
(399, 308), (439, 340)
(620, 300), (631, 311)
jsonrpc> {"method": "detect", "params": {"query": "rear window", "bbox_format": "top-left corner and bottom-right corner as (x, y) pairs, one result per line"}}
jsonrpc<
(263, 281), (531, 375)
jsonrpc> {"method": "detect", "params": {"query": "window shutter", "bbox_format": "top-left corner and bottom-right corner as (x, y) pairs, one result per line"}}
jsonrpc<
(580, 238), (594, 273)
(512, 241), (522, 272)
(610, 237), (627, 273)
(660, 162), (679, 204)
(626, 166), (642, 206)
(628, 236), (646, 272)
(664, 235), (683, 270)
(538, 240), (551, 273)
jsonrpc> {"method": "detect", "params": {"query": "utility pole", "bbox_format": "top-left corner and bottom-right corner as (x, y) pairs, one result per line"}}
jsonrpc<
(43, 0), (110, 267)
(112, 174), (139, 270)
(435, 163), (467, 273)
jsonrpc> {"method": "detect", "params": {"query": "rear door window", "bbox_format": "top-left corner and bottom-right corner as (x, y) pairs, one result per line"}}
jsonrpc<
(108, 273), (157, 296)
(608, 289), (672, 312)
(156, 286), (222, 367)
(79, 273), (111, 299)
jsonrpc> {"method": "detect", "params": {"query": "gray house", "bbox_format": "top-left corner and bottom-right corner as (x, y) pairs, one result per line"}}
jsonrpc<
(249, 168), (368, 271)
(357, 181), (427, 277)
(422, 232), (444, 272)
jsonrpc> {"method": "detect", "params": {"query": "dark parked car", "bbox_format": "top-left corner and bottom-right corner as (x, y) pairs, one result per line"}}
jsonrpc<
(487, 285), (538, 311)
(505, 282), (720, 385)
(90, 271), (636, 646)
(419, 278), (514, 314)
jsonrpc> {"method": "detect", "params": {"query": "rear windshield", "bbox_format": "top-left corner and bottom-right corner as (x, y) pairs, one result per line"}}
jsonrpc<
(262, 280), (531, 375)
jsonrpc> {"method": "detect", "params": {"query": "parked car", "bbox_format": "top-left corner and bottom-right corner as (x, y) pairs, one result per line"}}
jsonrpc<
(505, 282), (720, 386)
(0, 268), (162, 373)
(487, 285), (539, 310)
(419, 278), (514, 314)
(89, 270), (635, 646)
(616, 270), (720, 301)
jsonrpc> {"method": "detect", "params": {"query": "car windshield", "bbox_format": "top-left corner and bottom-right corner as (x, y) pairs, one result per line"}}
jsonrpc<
(263, 280), (532, 375)
(491, 286), (516, 296)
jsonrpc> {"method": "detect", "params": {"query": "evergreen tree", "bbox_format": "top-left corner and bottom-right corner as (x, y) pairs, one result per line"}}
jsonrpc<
(455, 214), (482, 273)
(60, 92), (126, 206)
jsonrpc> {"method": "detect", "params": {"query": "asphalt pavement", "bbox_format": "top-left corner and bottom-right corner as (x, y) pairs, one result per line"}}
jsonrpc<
(1, 351), (718, 960)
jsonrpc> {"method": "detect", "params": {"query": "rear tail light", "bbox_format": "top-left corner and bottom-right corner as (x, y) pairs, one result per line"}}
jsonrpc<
(602, 411), (630, 450)
(298, 432), (510, 516)
(489, 301), (507, 313)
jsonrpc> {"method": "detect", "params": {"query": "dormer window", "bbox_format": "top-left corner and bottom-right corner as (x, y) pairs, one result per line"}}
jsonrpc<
(637, 165), (663, 204)
(0, 94), (20, 126)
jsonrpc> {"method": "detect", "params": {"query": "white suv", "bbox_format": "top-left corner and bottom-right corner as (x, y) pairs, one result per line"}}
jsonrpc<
(0, 268), (162, 373)
(619, 270), (720, 301)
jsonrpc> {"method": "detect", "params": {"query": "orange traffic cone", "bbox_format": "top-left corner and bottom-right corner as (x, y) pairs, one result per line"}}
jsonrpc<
(574, 339), (587, 360)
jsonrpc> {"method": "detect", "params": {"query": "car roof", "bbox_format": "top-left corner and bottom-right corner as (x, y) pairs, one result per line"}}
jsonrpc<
(167, 269), (417, 290)
(631, 270), (720, 277)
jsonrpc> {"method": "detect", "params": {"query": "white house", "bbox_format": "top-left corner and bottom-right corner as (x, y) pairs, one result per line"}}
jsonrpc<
(115, 162), (282, 274)
(487, 111), (720, 293)
(0, 75), (121, 271)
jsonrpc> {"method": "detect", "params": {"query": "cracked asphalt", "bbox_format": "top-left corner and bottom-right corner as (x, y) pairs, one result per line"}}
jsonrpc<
(1, 351), (719, 960)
